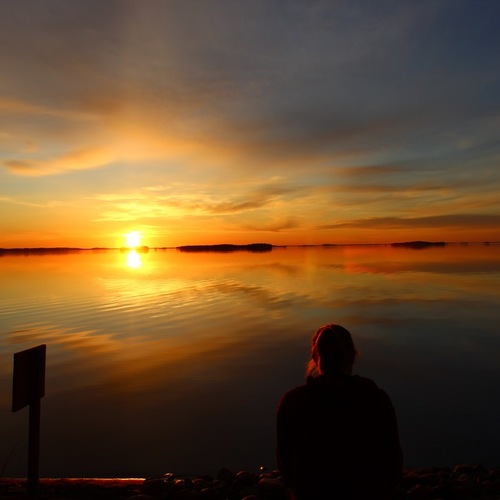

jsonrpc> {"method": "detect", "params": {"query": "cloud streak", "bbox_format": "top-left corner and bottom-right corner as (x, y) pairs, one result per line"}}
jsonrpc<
(317, 214), (500, 231)
(89, 181), (308, 223)
(3, 147), (115, 176)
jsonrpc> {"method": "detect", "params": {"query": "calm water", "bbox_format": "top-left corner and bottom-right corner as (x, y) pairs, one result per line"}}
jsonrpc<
(1, 244), (499, 478)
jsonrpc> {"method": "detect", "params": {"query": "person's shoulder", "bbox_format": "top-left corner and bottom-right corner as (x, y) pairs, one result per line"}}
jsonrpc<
(352, 374), (379, 389)
(352, 375), (394, 404)
(281, 383), (309, 399)
(278, 382), (311, 408)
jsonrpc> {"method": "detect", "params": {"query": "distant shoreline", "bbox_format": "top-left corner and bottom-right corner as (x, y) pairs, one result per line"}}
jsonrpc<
(0, 240), (498, 255)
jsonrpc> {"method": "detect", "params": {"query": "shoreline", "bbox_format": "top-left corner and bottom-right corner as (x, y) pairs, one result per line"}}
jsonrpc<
(2, 464), (500, 499)
(1, 241), (499, 256)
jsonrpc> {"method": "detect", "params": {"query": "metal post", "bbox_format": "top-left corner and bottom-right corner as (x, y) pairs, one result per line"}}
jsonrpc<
(27, 396), (41, 499)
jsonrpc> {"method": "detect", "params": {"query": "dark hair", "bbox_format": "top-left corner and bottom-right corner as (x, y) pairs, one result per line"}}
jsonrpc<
(306, 324), (357, 377)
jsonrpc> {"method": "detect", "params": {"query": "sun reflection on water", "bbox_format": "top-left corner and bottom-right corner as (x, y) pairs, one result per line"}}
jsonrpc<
(126, 250), (142, 269)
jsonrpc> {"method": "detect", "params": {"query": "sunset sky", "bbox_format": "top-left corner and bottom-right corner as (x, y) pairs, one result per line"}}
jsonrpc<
(1, 0), (499, 248)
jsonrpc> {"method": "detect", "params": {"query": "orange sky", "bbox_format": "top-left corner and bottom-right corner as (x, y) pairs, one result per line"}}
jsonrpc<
(1, 1), (499, 248)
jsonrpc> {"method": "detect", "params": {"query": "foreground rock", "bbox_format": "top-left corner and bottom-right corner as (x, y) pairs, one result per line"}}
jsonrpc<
(139, 465), (500, 500)
(396, 464), (500, 499)
(1, 464), (500, 499)
(139, 469), (287, 500)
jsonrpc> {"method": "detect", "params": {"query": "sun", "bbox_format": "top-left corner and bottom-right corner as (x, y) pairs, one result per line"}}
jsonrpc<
(124, 231), (142, 248)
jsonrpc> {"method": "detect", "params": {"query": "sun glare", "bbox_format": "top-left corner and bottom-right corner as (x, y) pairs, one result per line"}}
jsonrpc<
(124, 231), (142, 248)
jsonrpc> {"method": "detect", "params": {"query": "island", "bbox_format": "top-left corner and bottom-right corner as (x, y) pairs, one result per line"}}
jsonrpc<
(390, 241), (447, 249)
(177, 243), (273, 253)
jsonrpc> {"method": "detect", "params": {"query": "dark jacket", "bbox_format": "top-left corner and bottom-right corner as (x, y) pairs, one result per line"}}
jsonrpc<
(276, 374), (403, 500)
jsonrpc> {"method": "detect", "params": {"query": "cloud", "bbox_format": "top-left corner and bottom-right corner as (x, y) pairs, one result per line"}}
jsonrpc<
(0, 195), (64, 208)
(317, 214), (500, 231)
(333, 165), (408, 177)
(0, 97), (97, 121)
(89, 180), (307, 222)
(241, 217), (300, 233)
(205, 185), (304, 214)
(3, 147), (115, 176)
(0, 0), (497, 194)
(2, 1), (498, 178)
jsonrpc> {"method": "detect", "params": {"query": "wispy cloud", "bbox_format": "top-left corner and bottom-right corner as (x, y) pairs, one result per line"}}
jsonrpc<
(241, 217), (300, 233)
(3, 147), (115, 176)
(0, 97), (98, 121)
(0, 195), (65, 208)
(333, 165), (408, 177)
(89, 180), (307, 222)
(317, 214), (500, 231)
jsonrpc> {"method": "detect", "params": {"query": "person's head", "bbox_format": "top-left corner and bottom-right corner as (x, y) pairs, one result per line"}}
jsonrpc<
(306, 324), (357, 377)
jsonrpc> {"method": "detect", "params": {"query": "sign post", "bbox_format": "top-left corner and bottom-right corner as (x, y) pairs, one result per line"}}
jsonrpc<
(12, 344), (46, 499)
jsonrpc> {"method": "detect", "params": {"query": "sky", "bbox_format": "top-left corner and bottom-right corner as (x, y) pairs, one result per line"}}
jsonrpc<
(1, 0), (499, 248)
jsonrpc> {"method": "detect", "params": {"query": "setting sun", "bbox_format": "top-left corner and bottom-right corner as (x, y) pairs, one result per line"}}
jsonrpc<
(124, 231), (142, 248)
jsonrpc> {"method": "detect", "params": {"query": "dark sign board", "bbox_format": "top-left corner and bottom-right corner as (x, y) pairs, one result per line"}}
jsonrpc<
(12, 345), (46, 412)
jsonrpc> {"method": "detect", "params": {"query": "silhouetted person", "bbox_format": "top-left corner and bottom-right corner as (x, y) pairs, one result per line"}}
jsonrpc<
(276, 324), (403, 500)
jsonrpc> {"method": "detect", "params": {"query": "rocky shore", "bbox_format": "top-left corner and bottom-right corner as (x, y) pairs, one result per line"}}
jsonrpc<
(1, 464), (500, 499)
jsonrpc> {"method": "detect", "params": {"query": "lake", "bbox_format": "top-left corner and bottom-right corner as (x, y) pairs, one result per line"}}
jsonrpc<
(1, 244), (499, 478)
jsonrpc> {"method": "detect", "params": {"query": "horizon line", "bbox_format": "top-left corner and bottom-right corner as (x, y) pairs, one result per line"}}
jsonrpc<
(1, 240), (499, 252)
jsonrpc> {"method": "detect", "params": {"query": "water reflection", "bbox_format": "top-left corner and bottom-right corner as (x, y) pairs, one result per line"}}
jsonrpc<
(125, 250), (142, 269)
(0, 244), (499, 477)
